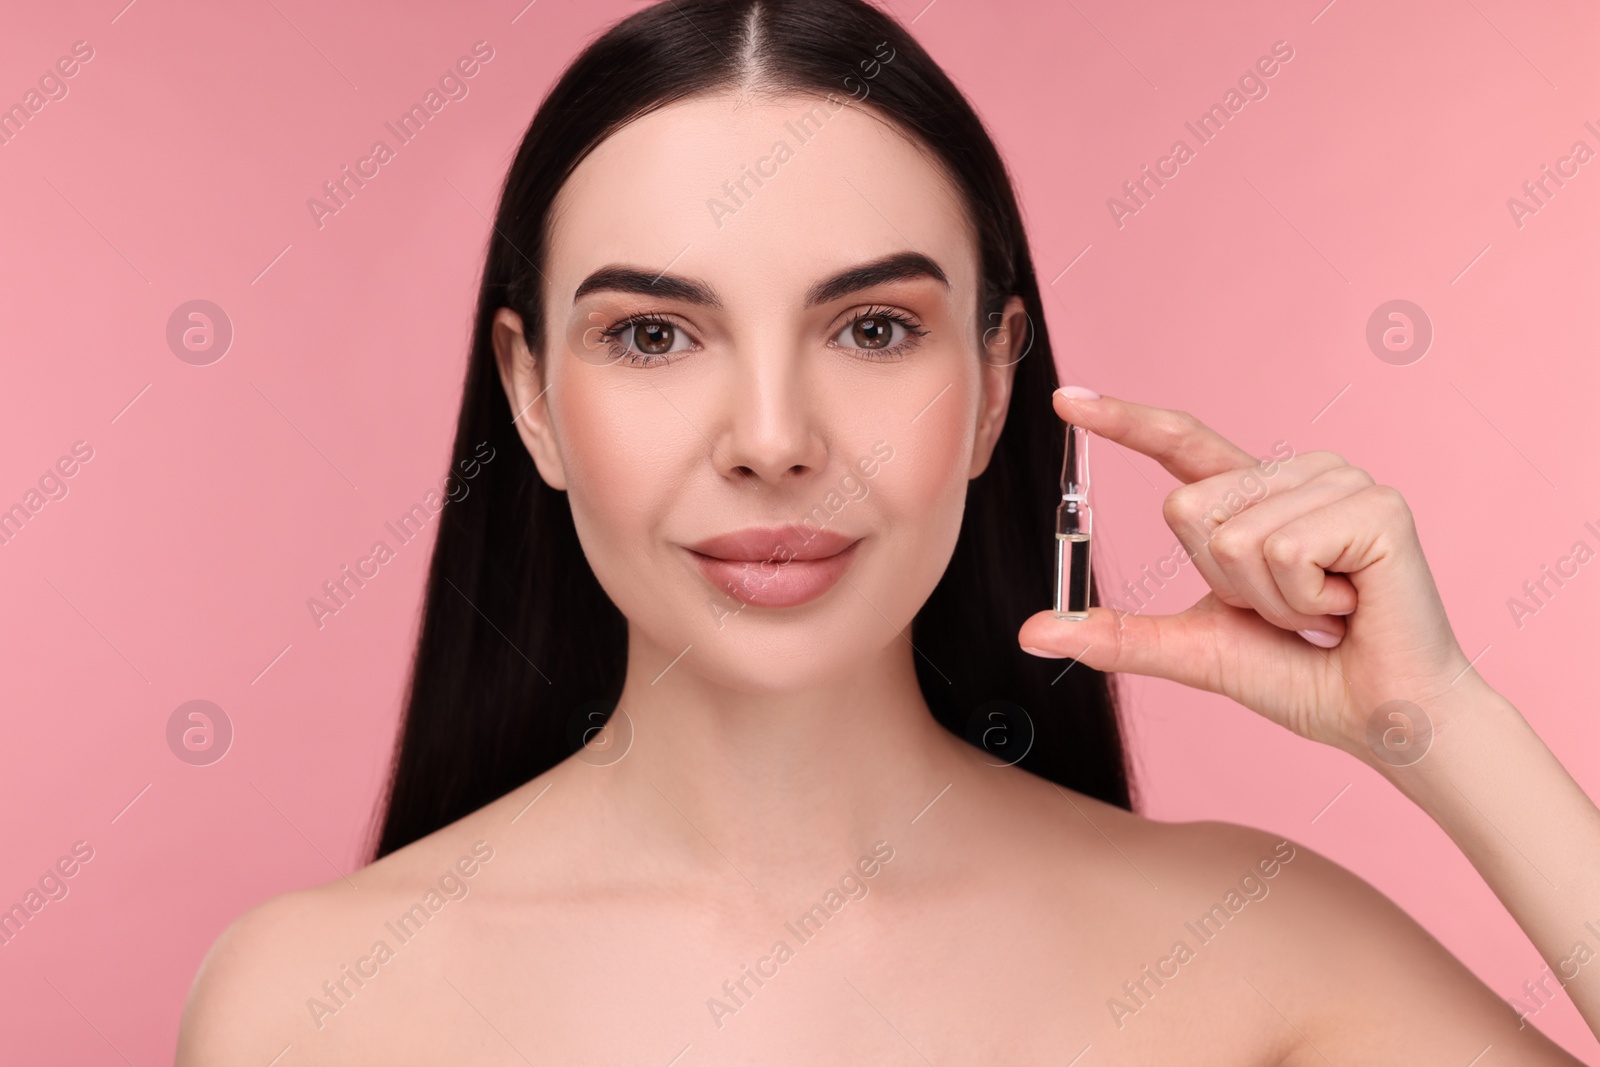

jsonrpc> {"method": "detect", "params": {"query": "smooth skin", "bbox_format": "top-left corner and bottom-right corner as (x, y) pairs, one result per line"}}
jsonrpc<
(177, 89), (1600, 1065)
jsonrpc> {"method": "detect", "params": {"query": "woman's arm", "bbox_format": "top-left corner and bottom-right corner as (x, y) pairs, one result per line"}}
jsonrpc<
(1378, 673), (1600, 1036)
(1018, 389), (1600, 1047)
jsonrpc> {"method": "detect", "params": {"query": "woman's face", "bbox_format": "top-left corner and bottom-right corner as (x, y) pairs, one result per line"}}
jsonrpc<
(495, 90), (1023, 693)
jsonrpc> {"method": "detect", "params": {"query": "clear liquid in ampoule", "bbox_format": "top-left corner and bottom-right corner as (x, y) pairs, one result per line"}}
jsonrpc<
(1054, 532), (1091, 619)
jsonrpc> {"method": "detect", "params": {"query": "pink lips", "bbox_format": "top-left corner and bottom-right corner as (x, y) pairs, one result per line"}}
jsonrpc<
(685, 525), (861, 608)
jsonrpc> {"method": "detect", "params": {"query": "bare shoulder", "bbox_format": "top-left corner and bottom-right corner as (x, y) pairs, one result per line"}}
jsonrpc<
(176, 874), (360, 1065)
(1112, 812), (1583, 1065)
(976, 763), (1584, 1063)
(174, 799), (510, 1066)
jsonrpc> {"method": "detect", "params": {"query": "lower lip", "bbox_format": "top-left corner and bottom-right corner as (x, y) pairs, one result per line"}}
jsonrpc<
(687, 540), (861, 609)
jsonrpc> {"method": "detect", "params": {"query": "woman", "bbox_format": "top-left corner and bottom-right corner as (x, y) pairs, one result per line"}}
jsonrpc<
(177, 0), (1600, 1062)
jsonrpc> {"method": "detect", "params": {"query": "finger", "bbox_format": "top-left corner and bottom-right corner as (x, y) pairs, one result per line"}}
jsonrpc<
(1016, 593), (1304, 693)
(1260, 484), (1420, 622)
(1164, 450), (1350, 607)
(1204, 467), (1370, 630)
(1053, 391), (1260, 485)
(1165, 449), (1346, 544)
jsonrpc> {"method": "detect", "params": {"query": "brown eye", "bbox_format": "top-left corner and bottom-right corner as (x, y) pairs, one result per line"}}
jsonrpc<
(598, 315), (694, 367)
(851, 315), (894, 349)
(634, 321), (675, 354)
(831, 307), (927, 361)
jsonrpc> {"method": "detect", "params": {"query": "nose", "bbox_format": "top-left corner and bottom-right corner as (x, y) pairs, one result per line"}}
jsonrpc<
(710, 344), (828, 486)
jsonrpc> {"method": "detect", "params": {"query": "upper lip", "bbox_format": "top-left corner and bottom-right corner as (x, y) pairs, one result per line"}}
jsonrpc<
(685, 525), (858, 562)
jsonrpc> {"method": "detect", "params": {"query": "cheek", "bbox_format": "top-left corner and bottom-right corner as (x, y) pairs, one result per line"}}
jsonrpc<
(880, 375), (979, 513)
(551, 378), (685, 560)
(893, 418), (972, 518)
(822, 390), (975, 640)
(861, 379), (979, 574)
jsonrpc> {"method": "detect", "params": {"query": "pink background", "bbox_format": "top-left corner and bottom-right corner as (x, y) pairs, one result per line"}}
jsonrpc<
(1, 0), (1596, 1061)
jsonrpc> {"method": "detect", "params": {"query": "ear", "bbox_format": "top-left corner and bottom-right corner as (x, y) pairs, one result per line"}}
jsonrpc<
(968, 295), (1028, 479)
(491, 307), (568, 491)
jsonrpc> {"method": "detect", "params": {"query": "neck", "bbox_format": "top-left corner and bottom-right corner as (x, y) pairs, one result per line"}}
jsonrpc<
(581, 624), (974, 892)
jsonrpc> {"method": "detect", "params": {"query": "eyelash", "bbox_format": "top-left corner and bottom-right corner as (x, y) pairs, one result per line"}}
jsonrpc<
(594, 305), (929, 368)
(834, 305), (930, 362)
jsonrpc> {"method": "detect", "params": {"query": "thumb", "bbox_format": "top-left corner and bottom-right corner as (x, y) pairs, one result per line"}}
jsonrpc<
(1018, 594), (1260, 693)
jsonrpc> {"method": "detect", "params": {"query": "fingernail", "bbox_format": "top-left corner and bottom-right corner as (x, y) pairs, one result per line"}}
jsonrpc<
(1330, 608), (1354, 616)
(1022, 645), (1067, 658)
(1055, 385), (1100, 400)
(1297, 629), (1341, 648)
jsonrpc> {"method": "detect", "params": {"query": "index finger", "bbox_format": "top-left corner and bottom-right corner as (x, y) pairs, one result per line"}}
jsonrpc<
(1053, 390), (1260, 485)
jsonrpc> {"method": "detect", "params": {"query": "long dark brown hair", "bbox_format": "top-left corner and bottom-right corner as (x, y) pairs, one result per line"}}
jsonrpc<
(370, 0), (1135, 860)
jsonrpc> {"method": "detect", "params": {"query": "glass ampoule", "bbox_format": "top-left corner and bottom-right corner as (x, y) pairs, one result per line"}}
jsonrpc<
(1053, 421), (1092, 619)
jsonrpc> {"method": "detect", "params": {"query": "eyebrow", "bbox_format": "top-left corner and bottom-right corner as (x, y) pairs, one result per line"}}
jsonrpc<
(571, 251), (950, 310)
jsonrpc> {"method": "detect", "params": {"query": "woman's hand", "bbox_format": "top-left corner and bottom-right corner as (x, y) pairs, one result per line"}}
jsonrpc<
(1018, 389), (1485, 763)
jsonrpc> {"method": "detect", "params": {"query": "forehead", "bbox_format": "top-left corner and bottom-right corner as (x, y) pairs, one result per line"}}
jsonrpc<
(544, 90), (978, 312)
